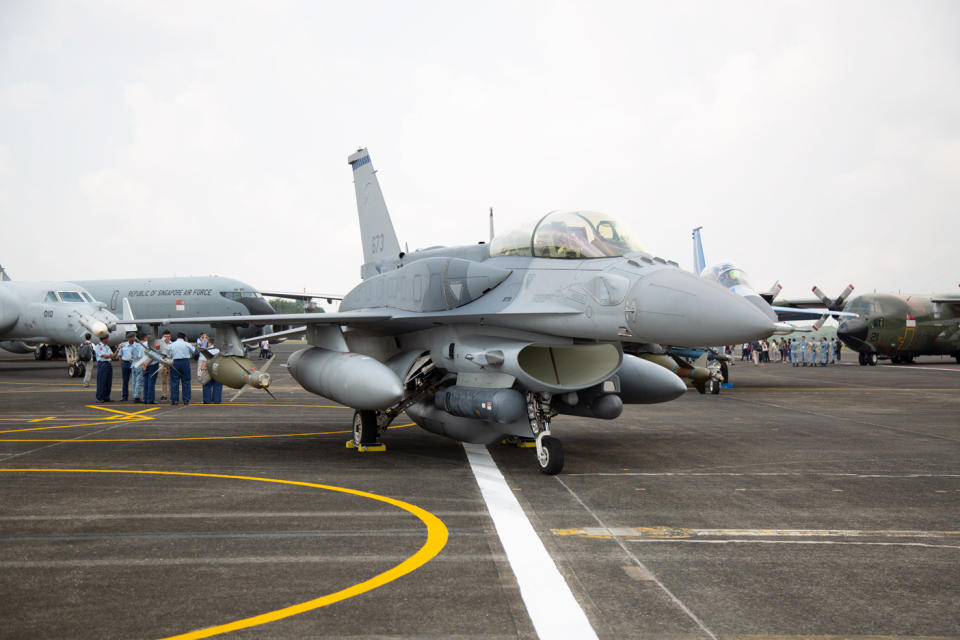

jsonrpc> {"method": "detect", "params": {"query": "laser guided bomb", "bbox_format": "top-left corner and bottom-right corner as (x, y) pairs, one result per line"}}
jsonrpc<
(135, 148), (777, 474)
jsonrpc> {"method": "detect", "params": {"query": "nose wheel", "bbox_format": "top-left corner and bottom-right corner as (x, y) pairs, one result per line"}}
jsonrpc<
(349, 410), (385, 452)
(536, 434), (564, 475)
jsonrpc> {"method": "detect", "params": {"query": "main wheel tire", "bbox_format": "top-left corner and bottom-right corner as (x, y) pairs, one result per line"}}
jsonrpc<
(891, 355), (900, 364)
(868, 352), (878, 366)
(709, 378), (721, 395)
(859, 352), (867, 366)
(68, 364), (77, 378)
(956, 355), (960, 364)
(352, 410), (378, 446)
(78, 364), (86, 378)
(720, 363), (729, 383)
(537, 436), (564, 475)
(36, 346), (47, 361)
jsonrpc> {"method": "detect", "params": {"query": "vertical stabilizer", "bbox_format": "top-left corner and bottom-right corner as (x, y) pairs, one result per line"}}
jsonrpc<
(692, 227), (706, 275)
(348, 148), (402, 278)
(0, 265), (11, 281)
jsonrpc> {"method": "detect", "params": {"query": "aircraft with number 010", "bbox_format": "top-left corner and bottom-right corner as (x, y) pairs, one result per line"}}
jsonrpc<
(139, 148), (777, 474)
(0, 266), (130, 376)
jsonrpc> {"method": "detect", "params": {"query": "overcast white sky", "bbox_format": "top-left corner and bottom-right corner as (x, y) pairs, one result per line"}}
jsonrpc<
(1, 1), (958, 304)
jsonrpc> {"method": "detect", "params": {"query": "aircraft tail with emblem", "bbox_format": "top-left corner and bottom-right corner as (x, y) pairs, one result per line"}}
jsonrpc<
(348, 148), (402, 279)
(692, 227), (706, 275)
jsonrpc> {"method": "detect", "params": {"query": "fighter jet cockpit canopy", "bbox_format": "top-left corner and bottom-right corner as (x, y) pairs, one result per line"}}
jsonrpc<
(489, 211), (645, 259)
(704, 263), (754, 291)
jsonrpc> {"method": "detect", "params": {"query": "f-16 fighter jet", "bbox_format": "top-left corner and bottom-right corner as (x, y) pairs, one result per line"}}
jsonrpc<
(0, 268), (128, 377)
(140, 149), (776, 474)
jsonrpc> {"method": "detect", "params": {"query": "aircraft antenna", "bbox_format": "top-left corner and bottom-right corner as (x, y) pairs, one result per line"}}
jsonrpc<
(489, 207), (495, 243)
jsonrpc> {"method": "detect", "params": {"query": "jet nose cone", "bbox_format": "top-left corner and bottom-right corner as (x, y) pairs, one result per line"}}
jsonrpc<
(627, 268), (776, 345)
(837, 317), (868, 348)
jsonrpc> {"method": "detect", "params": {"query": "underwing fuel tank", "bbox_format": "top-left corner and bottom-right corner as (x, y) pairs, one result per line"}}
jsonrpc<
(434, 386), (526, 424)
(614, 353), (687, 404)
(286, 347), (404, 410)
(209, 355), (271, 391)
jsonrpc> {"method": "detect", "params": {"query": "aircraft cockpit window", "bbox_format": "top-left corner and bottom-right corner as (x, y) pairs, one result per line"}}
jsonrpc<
(241, 291), (262, 298)
(81, 292), (95, 302)
(490, 211), (644, 259)
(58, 291), (84, 303)
(44, 291), (59, 303)
(220, 291), (242, 301)
(705, 263), (753, 290)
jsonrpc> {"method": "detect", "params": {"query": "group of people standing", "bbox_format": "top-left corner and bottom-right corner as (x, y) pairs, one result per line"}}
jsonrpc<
(80, 330), (224, 404)
(739, 336), (842, 367)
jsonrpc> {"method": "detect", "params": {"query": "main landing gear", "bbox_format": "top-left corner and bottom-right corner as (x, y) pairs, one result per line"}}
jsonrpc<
(527, 391), (563, 475)
(858, 351), (878, 366)
(348, 410), (385, 452)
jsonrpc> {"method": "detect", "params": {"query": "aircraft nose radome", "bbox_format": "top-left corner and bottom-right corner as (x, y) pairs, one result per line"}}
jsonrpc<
(628, 269), (776, 346)
(837, 318), (868, 346)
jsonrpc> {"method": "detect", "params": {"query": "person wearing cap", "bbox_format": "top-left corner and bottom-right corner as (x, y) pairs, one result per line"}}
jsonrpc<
(93, 337), (118, 402)
(118, 333), (137, 400)
(168, 332), (195, 405)
(200, 338), (223, 404)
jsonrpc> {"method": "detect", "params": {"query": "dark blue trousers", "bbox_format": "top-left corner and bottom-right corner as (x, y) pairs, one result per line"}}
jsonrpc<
(96, 361), (113, 402)
(120, 362), (132, 400)
(170, 358), (191, 404)
(143, 363), (159, 403)
(202, 380), (223, 404)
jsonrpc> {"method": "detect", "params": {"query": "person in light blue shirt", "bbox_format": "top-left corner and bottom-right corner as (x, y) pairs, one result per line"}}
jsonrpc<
(200, 339), (223, 404)
(118, 333), (137, 400)
(790, 339), (798, 366)
(805, 337), (815, 367)
(93, 338), (117, 402)
(129, 333), (146, 402)
(168, 332), (195, 405)
(820, 337), (830, 366)
(798, 336), (807, 366)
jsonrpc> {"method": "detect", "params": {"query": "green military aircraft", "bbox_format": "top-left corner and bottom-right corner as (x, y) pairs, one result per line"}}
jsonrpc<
(829, 289), (960, 365)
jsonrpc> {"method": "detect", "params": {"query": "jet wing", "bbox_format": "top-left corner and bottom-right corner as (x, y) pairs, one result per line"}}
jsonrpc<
(931, 297), (960, 304)
(134, 305), (581, 330)
(770, 306), (858, 322)
(259, 290), (344, 302)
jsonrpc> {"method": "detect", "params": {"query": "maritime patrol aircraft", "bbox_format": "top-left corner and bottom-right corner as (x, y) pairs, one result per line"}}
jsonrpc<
(139, 148), (776, 474)
(0, 266), (128, 376)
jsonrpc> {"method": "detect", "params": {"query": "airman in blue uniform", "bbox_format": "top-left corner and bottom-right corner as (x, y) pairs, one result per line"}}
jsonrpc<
(168, 332), (195, 405)
(798, 336), (807, 366)
(820, 337), (830, 366)
(118, 333), (136, 400)
(807, 338), (816, 366)
(93, 338), (117, 402)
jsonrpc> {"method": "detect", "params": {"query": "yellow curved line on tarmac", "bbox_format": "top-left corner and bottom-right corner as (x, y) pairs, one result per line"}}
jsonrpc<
(0, 423), (416, 442)
(0, 468), (449, 640)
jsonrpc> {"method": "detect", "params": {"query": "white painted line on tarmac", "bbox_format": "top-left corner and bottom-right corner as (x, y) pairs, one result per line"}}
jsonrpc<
(463, 443), (598, 640)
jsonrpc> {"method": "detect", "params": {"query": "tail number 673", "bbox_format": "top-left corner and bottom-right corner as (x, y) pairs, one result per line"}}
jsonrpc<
(370, 234), (385, 254)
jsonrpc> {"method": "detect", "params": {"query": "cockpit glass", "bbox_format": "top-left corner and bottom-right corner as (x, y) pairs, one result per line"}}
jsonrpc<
(490, 211), (644, 259)
(44, 291), (59, 303)
(81, 292), (95, 302)
(705, 263), (753, 290)
(58, 291), (84, 302)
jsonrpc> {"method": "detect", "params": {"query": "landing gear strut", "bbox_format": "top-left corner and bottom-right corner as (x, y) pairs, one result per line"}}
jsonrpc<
(527, 391), (563, 475)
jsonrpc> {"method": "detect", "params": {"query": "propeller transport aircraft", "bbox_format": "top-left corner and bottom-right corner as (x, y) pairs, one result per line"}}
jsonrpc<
(0, 267), (130, 377)
(139, 148), (777, 474)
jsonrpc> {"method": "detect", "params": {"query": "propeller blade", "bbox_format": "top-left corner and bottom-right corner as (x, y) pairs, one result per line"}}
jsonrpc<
(836, 284), (855, 307)
(811, 285), (831, 307)
(811, 314), (830, 331)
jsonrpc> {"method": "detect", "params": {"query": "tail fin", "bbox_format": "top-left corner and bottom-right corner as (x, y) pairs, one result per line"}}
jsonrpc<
(0, 265), (11, 281)
(119, 298), (138, 334)
(692, 227), (706, 275)
(348, 148), (401, 278)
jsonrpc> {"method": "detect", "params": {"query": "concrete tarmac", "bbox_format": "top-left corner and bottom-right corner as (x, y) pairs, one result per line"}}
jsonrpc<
(1, 345), (958, 639)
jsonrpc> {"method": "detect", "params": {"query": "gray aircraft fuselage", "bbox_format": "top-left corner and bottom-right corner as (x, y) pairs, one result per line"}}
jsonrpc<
(0, 280), (123, 349)
(75, 276), (275, 341)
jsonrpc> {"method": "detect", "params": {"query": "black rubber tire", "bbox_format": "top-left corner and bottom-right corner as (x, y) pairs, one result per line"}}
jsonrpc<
(891, 355), (900, 364)
(720, 363), (729, 383)
(858, 352), (867, 366)
(709, 378), (720, 395)
(955, 355), (960, 365)
(78, 364), (86, 378)
(537, 436), (564, 475)
(68, 364), (77, 378)
(352, 410), (378, 446)
(36, 346), (47, 361)
(868, 352), (878, 366)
